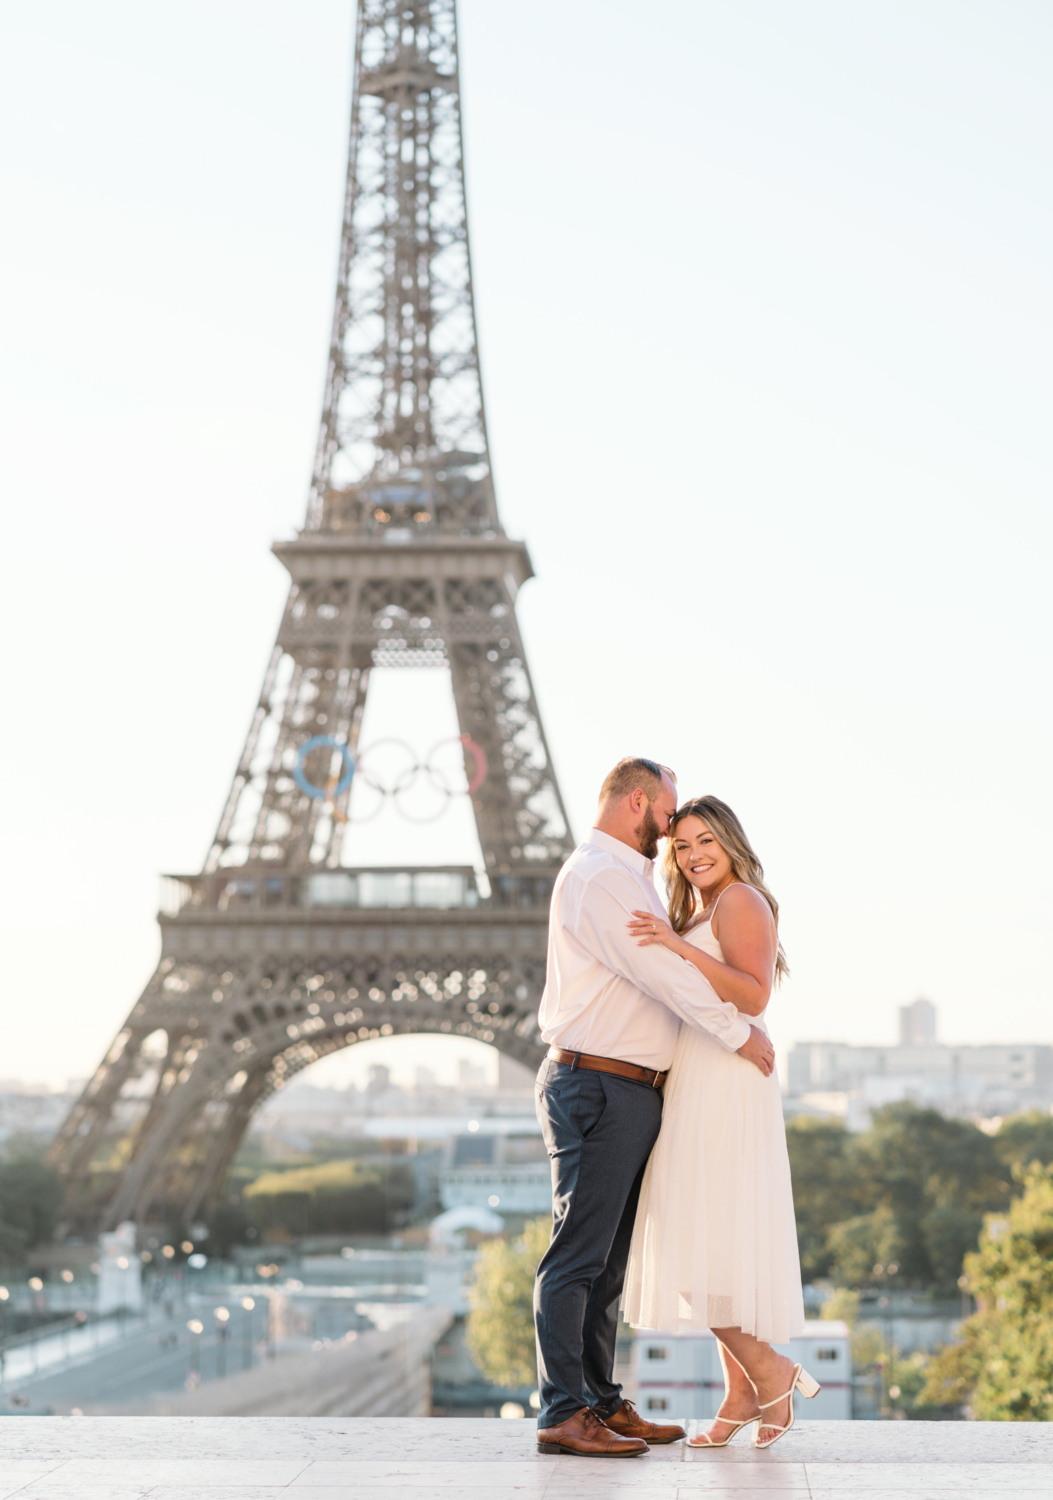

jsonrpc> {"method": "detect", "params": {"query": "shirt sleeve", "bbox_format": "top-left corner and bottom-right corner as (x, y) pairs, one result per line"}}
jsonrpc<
(566, 865), (752, 1053)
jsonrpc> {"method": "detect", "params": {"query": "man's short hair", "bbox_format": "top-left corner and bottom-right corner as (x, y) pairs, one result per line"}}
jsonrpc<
(598, 757), (677, 806)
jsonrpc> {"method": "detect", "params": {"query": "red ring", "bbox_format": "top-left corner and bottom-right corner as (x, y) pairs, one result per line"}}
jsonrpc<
(460, 734), (488, 794)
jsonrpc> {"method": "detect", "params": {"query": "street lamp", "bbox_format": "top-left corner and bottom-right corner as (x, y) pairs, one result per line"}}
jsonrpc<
(214, 1307), (230, 1379)
(870, 1261), (900, 1418)
(266, 1290), (276, 1361)
(240, 1297), (255, 1371)
(0, 1286), (8, 1387)
(28, 1277), (45, 1369)
(187, 1319), (203, 1383)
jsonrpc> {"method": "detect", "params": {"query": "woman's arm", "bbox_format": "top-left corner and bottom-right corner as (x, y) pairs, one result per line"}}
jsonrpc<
(628, 885), (776, 1015)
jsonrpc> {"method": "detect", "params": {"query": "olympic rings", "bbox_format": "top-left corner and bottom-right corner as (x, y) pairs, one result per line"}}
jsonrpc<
(292, 733), (487, 825)
(293, 736), (355, 799)
(461, 734), (488, 795)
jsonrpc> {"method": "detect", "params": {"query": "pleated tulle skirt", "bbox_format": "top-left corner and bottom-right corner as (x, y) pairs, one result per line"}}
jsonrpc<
(622, 1016), (805, 1342)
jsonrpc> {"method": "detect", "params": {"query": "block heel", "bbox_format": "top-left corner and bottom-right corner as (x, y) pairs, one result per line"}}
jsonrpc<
(752, 1363), (822, 1450)
(796, 1368), (820, 1400)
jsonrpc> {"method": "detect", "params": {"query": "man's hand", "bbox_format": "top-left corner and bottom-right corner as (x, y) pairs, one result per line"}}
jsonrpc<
(737, 1024), (775, 1077)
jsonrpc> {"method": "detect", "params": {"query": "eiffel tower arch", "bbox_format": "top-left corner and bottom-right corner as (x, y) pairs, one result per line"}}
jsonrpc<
(51, 0), (573, 1235)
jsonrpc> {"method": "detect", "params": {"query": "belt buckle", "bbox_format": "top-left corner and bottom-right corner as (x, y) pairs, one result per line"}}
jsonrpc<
(649, 1069), (661, 1089)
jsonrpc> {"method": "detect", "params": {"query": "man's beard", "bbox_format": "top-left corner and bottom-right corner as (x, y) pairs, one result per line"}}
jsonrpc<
(634, 804), (662, 861)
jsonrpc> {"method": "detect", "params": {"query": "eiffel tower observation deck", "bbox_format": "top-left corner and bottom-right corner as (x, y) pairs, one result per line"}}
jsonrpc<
(51, 0), (573, 1235)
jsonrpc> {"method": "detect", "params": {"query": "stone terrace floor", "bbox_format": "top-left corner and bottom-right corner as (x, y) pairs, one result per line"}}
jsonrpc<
(0, 1417), (1050, 1498)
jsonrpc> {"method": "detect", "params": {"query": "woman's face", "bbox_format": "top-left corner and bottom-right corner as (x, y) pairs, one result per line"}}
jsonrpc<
(672, 814), (733, 898)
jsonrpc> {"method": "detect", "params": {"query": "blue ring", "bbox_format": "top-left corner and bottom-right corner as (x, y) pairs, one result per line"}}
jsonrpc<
(293, 736), (355, 799)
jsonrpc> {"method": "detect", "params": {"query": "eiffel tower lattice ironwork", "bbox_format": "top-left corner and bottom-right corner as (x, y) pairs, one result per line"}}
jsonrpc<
(51, 0), (573, 1233)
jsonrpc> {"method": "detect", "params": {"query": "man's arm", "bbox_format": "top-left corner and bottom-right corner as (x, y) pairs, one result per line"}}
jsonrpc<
(571, 866), (753, 1053)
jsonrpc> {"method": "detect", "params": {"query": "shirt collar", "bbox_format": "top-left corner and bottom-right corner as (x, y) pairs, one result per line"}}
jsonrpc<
(585, 826), (654, 880)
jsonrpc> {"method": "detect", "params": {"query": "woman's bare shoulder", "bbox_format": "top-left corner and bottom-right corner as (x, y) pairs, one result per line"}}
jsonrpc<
(713, 883), (772, 938)
(721, 883), (770, 915)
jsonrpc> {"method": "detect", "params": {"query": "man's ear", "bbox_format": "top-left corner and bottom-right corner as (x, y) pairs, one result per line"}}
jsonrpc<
(626, 788), (646, 814)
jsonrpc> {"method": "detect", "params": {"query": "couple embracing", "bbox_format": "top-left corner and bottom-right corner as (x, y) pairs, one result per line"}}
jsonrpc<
(532, 757), (817, 1458)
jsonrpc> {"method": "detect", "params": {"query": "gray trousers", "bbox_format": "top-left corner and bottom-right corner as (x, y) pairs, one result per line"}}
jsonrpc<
(533, 1057), (663, 1428)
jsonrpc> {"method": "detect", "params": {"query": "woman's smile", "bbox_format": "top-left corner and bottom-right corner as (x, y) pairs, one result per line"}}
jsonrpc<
(674, 815), (735, 893)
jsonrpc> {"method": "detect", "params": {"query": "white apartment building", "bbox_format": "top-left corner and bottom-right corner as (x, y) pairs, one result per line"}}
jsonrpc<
(787, 1001), (1053, 1123)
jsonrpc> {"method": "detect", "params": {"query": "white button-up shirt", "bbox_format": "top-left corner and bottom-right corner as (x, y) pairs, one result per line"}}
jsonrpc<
(538, 827), (751, 1070)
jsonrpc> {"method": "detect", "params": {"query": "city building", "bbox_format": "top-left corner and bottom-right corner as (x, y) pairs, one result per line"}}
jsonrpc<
(0, 1081), (83, 1145)
(437, 1159), (550, 1214)
(245, 1062), (549, 1219)
(786, 1002), (1053, 1126)
(899, 998), (937, 1047)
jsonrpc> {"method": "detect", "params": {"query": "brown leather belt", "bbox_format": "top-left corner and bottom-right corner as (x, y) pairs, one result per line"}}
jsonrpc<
(546, 1046), (667, 1089)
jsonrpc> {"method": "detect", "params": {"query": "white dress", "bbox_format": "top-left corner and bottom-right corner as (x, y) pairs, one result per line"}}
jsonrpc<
(621, 907), (805, 1342)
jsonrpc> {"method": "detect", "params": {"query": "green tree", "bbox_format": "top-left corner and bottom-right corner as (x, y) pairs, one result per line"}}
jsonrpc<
(796, 1104), (1010, 1291)
(243, 1158), (414, 1238)
(206, 1201), (251, 1257)
(826, 1202), (904, 1286)
(788, 1104), (1009, 1289)
(993, 1112), (1053, 1173)
(790, 1105), (1053, 1296)
(819, 1285), (860, 1327)
(851, 1105), (1008, 1288)
(820, 1285), (956, 1418)
(467, 1217), (551, 1389)
(785, 1117), (861, 1279)
(920, 1201), (992, 1289)
(919, 1164), (1053, 1420)
(0, 1155), (65, 1263)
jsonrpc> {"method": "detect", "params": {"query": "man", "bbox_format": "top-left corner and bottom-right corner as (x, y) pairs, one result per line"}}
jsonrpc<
(533, 757), (776, 1458)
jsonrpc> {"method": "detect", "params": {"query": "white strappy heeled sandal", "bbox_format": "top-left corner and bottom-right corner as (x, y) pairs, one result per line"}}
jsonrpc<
(687, 1413), (753, 1448)
(752, 1364), (820, 1449)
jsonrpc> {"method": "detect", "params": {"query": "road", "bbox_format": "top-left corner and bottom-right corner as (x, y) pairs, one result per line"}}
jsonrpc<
(2, 1314), (261, 1413)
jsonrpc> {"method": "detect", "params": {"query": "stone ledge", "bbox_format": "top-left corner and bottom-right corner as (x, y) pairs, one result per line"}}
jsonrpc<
(0, 1418), (1048, 1498)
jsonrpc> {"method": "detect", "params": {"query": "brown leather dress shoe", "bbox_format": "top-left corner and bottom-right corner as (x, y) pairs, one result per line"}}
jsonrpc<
(537, 1405), (648, 1457)
(601, 1397), (686, 1444)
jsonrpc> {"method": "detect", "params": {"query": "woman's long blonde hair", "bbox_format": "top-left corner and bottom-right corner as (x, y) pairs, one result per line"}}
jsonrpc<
(663, 795), (789, 984)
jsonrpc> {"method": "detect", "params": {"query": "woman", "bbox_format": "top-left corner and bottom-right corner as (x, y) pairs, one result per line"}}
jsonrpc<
(620, 795), (817, 1449)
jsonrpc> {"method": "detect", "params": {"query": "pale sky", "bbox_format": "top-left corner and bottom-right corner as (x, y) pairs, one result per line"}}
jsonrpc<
(1, 1), (1051, 1090)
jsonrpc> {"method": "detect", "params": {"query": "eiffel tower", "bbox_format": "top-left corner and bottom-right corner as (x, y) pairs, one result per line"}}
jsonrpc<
(51, 0), (572, 1234)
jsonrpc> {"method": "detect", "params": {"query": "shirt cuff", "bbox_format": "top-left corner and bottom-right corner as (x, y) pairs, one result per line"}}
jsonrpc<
(725, 1014), (752, 1051)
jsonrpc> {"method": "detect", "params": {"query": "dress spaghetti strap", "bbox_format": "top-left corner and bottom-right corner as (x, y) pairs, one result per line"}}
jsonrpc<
(704, 882), (777, 949)
(699, 881), (741, 924)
